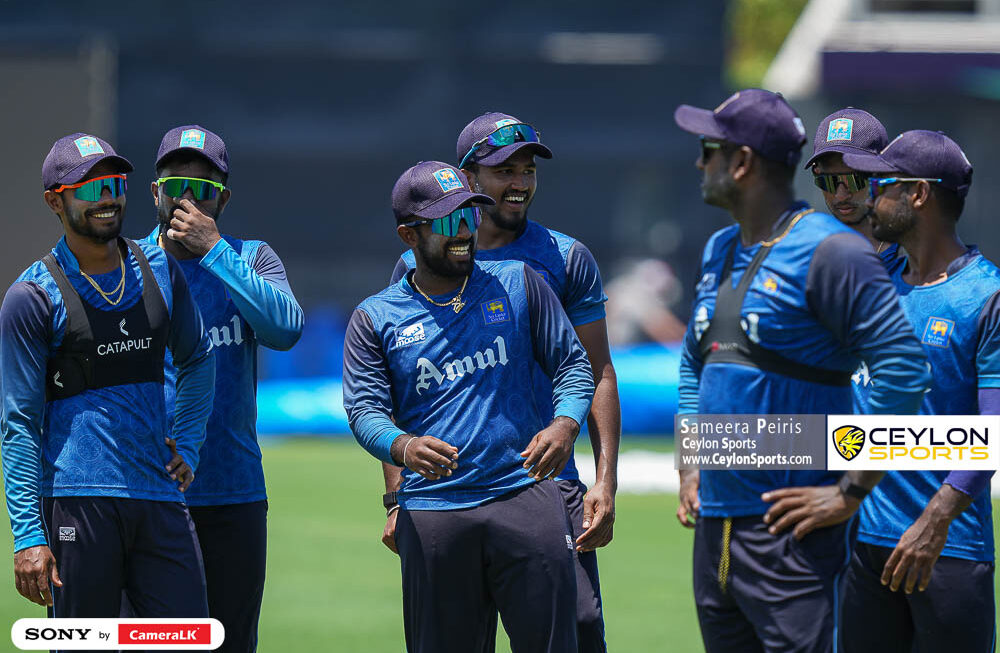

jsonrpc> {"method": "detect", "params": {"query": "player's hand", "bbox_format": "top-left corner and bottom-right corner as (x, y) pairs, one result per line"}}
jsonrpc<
(576, 479), (616, 552)
(881, 512), (949, 593)
(164, 437), (195, 492)
(397, 435), (458, 481)
(520, 416), (579, 481)
(13, 545), (62, 607)
(382, 509), (399, 555)
(761, 484), (860, 540)
(166, 199), (222, 257)
(676, 469), (700, 528)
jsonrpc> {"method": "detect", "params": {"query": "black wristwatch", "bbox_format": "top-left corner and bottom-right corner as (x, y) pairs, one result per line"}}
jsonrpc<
(838, 475), (870, 502)
(382, 491), (398, 510)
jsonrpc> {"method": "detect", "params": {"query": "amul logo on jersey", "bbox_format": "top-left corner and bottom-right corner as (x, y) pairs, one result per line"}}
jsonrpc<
(415, 335), (508, 394)
(209, 315), (244, 348)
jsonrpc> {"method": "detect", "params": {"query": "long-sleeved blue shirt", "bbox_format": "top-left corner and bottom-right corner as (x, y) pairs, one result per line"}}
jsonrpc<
(678, 204), (931, 516)
(142, 229), (303, 506)
(344, 260), (594, 510)
(390, 219), (608, 481)
(858, 247), (1000, 561)
(1, 237), (214, 552)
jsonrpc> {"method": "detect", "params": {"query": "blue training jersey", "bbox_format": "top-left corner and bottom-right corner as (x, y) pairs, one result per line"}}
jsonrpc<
(391, 220), (607, 481)
(0, 237), (214, 552)
(678, 204), (930, 517)
(141, 229), (303, 506)
(857, 247), (1000, 561)
(344, 260), (594, 510)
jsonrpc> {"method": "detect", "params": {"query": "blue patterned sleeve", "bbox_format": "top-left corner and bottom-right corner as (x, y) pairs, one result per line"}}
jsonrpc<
(343, 308), (406, 463)
(200, 240), (304, 351)
(975, 289), (1000, 388)
(806, 232), (931, 414)
(563, 241), (608, 326)
(166, 256), (215, 472)
(678, 321), (703, 415)
(524, 265), (595, 426)
(0, 281), (52, 551)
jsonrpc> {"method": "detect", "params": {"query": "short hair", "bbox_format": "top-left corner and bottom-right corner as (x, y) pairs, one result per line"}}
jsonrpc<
(155, 150), (228, 185)
(933, 185), (965, 221)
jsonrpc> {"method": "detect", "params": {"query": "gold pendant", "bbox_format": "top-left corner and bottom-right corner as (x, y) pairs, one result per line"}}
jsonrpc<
(452, 300), (465, 313)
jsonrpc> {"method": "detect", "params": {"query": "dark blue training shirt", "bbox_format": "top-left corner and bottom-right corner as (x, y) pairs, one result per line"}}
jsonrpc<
(392, 220), (607, 482)
(0, 237), (214, 552)
(678, 204), (930, 517)
(142, 228), (303, 507)
(345, 260), (594, 510)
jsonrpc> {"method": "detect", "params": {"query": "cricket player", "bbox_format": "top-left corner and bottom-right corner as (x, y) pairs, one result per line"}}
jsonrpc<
(836, 130), (999, 652)
(1, 133), (214, 617)
(384, 112), (619, 651)
(672, 89), (931, 652)
(344, 160), (595, 652)
(141, 125), (304, 651)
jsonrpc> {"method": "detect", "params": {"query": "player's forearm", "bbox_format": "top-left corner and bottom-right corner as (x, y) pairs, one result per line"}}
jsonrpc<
(200, 240), (303, 350)
(587, 364), (620, 488)
(920, 484), (974, 529)
(1, 426), (48, 552)
(171, 346), (216, 471)
(382, 461), (403, 492)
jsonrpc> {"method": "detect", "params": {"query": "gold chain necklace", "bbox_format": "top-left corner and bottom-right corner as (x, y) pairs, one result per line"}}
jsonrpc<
(80, 250), (126, 306)
(411, 275), (469, 314)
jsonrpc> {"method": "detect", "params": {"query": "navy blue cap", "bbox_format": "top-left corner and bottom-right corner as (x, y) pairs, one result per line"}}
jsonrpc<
(156, 125), (229, 174)
(392, 161), (495, 221)
(42, 133), (133, 189)
(456, 112), (553, 167)
(842, 130), (973, 199)
(674, 88), (807, 167)
(805, 108), (888, 169)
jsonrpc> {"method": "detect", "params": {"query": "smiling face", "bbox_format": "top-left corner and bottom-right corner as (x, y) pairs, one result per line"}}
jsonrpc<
(47, 159), (127, 243)
(812, 153), (870, 226)
(465, 148), (536, 232)
(399, 206), (478, 280)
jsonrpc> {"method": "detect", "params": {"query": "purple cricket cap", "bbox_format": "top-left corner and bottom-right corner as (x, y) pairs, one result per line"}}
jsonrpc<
(392, 161), (495, 221)
(842, 130), (973, 199)
(155, 125), (229, 174)
(804, 108), (888, 169)
(42, 133), (134, 190)
(674, 88), (807, 167)
(456, 112), (553, 168)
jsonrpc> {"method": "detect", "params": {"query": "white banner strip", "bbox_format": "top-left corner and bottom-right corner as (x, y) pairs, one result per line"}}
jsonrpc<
(11, 619), (224, 650)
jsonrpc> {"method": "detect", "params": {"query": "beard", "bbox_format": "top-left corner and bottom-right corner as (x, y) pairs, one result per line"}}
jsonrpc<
(701, 171), (738, 209)
(870, 202), (915, 243)
(415, 235), (476, 278)
(157, 199), (221, 229)
(66, 204), (123, 243)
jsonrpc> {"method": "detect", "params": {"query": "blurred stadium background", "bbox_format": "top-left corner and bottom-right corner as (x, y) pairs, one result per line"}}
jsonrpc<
(2, 0), (1000, 649)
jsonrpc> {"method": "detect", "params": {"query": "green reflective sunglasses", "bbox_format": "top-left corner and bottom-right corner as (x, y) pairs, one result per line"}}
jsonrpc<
(402, 206), (482, 237)
(156, 176), (227, 201)
(53, 175), (128, 201)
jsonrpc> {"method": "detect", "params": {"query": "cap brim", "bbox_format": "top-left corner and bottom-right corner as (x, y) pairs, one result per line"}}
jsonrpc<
(805, 144), (885, 169)
(841, 151), (901, 174)
(415, 190), (495, 219)
(474, 142), (553, 167)
(155, 147), (228, 174)
(57, 154), (135, 187)
(673, 105), (726, 139)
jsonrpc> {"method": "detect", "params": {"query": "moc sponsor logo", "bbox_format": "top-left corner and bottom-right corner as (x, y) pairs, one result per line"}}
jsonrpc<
(208, 315), (244, 348)
(415, 335), (509, 394)
(58, 527), (76, 542)
(97, 337), (152, 356)
(395, 322), (426, 348)
(827, 415), (999, 470)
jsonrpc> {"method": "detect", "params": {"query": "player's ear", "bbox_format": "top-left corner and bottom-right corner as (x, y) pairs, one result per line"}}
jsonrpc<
(731, 146), (753, 182)
(397, 224), (419, 248)
(461, 168), (476, 187)
(911, 180), (932, 210)
(43, 189), (63, 215)
(150, 181), (159, 207)
(217, 188), (232, 215)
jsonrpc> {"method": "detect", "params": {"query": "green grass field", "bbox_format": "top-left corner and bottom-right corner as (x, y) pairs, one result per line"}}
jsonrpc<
(0, 437), (996, 651)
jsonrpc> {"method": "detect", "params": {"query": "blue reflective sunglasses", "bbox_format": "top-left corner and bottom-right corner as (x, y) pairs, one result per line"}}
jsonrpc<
(868, 177), (942, 200)
(458, 123), (541, 169)
(402, 206), (482, 236)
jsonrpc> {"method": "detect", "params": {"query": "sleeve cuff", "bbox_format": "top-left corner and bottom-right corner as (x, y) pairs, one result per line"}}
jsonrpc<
(554, 399), (591, 429)
(568, 306), (607, 327)
(14, 533), (48, 553)
(199, 237), (232, 270)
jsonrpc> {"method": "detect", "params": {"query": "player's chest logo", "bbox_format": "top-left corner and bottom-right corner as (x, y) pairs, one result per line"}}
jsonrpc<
(481, 298), (510, 324)
(921, 317), (955, 348)
(414, 335), (509, 394)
